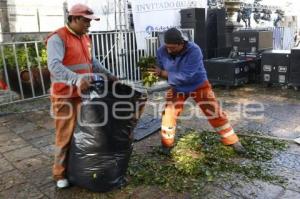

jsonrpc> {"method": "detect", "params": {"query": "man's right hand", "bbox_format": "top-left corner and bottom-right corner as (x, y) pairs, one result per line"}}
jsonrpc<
(77, 78), (91, 92)
(147, 65), (161, 76)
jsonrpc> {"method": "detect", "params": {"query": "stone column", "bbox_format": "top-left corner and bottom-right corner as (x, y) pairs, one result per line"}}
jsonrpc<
(0, 0), (10, 33)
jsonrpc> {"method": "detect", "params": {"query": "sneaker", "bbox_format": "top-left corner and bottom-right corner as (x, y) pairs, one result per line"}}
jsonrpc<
(294, 137), (300, 144)
(56, 179), (69, 189)
(230, 141), (246, 154)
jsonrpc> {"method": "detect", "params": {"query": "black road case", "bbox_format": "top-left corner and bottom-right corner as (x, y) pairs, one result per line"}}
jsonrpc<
(204, 57), (249, 86)
(261, 50), (290, 86)
(232, 29), (273, 53)
(238, 55), (262, 83)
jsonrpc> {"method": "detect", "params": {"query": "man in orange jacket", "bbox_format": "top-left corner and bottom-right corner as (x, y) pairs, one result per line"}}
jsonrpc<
(150, 28), (246, 155)
(46, 3), (116, 188)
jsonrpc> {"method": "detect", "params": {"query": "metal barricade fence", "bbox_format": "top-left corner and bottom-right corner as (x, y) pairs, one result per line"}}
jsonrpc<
(0, 29), (194, 105)
(0, 41), (50, 105)
(89, 29), (194, 82)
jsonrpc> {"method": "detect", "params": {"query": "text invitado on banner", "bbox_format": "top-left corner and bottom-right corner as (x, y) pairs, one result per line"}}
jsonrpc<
(131, 0), (207, 49)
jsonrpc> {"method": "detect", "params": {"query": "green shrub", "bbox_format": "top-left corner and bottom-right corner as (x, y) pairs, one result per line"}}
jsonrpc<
(137, 56), (159, 87)
(0, 40), (47, 71)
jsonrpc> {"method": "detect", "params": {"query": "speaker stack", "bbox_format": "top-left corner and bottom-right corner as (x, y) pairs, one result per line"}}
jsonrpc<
(180, 8), (207, 57)
(180, 8), (230, 59)
(290, 47), (300, 90)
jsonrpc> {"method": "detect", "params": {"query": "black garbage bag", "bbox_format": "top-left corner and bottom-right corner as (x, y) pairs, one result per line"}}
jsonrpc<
(68, 81), (146, 192)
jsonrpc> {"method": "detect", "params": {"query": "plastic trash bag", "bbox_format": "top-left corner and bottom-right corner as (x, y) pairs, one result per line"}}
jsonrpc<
(68, 81), (146, 192)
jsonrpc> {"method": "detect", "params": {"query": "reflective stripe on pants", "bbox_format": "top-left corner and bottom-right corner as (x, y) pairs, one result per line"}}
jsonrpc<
(160, 80), (239, 147)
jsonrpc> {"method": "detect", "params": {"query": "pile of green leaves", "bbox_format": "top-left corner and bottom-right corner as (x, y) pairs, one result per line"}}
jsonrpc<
(128, 130), (288, 196)
(137, 56), (159, 87)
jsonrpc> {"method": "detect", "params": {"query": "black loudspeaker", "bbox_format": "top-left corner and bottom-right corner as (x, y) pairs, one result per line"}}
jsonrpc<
(180, 8), (206, 23)
(216, 8), (226, 35)
(261, 50), (290, 85)
(206, 8), (228, 58)
(290, 47), (300, 87)
(180, 8), (206, 56)
(204, 57), (249, 86)
(216, 8), (231, 50)
(180, 8), (230, 59)
(206, 9), (218, 58)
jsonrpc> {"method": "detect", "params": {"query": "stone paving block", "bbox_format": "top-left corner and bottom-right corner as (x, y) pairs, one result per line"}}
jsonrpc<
(29, 133), (55, 148)
(7, 121), (38, 135)
(40, 183), (151, 199)
(3, 145), (42, 163)
(268, 128), (298, 139)
(25, 110), (48, 122)
(215, 179), (284, 199)
(129, 186), (188, 199)
(37, 184), (107, 199)
(12, 155), (52, 174)
(0, 132), (19, 142)
(0, 183), (44, 199)
(0, 158), (14, 175)
(0, 126), (12, 134)
(19, 128), (52, 141)
(286, 143), (300, 154)
(279, 190), (300, 199)
(272, 153), (300, 172)
(0, 117), (9, 125)
(280, 172), (300, 192)
(55, 187), (96, 199)
(37, 118), (55, 131)
(278, 122), (300, 132)
(0, 114), (24, 126)
(0, 170), (26, 191)
(180, 119), (213, 132)
(40, 144), (55, 156)
(24, 166), (53, 188)
(37, 183), (56, 199)
(269, 106), (294, 121)
(270, 166), (300, 192)
(0, 137), (29, 153)
(199, 185), (243, 199)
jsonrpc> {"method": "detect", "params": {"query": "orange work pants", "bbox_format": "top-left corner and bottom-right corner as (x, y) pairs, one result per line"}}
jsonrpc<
(50, 97), (81, 180)
(161, 80), (239, 148)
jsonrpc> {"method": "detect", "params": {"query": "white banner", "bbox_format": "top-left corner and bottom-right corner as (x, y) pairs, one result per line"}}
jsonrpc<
(131, 0), (207, 49)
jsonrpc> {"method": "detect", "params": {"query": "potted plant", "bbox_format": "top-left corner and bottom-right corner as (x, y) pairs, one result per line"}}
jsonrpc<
(0, 39), (50, 97)
(137, 56), (159, 87)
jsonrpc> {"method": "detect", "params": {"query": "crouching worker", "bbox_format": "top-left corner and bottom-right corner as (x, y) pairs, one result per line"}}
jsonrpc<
(149, 28), (246, 155)
(46, 3), (116, 189)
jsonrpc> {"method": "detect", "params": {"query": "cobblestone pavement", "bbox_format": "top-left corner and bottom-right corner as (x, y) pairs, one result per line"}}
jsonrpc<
(0, 84), (300, 199)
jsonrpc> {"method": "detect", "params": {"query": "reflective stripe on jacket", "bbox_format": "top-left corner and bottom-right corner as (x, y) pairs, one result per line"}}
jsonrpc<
(46, 26), (92, 97)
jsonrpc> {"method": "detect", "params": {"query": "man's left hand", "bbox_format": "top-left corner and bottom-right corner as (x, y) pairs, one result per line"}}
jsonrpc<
(108, 75), (118, 81)
(147, 66), (167, 78)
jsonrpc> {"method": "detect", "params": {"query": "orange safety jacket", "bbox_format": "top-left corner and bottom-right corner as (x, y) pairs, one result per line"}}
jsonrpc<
(46, 26), (93, 98)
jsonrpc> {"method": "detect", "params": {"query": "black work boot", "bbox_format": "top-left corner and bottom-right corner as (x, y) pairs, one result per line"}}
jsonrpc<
(159, 145), (172, 156)
(230, 141), (246, 154)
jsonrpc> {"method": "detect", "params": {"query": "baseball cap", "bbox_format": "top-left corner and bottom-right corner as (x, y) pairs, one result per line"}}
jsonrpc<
(69, 3), (100, 21)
